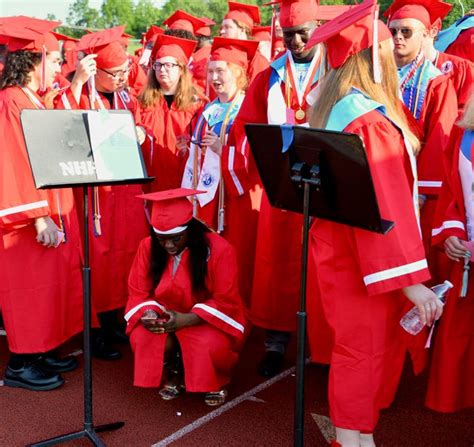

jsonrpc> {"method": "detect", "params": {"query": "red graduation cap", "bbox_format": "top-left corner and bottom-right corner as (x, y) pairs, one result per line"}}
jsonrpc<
(278, 0), (319, 28)
(252, 26), (272, 41)
(316, 5), (357, 21)
(137, 188), (205, 234)
(163, 10), (207, 35)
(196, 17), (216, 37)
(0, 16), (61, 52)
(306, 0), (391, 72)
(225, 1), (261, 29)
(151, 33), (197, 64)
(144, 25), (164, 45)
(385, 0), (452, 28)
(77, 26), (128, 69)
(210, 36), (259, 70)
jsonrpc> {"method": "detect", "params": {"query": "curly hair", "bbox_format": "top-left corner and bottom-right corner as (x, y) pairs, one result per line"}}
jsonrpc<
(164, 28), (197, 41)
(0, 51), (42, 90)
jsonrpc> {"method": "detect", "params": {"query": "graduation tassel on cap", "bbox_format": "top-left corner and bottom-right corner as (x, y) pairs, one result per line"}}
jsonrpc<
(460, 253), (470, 298)
(372, 6), (382, 84)
(40, 44), (47, 92)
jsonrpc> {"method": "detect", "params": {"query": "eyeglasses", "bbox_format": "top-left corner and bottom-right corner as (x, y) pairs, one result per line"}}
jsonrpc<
(98, 66), (130, 79)
(153, 61), (180, 71)
(389, 27), (422, 39)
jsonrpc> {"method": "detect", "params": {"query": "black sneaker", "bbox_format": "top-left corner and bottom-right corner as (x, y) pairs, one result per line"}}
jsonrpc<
(258, 351), (285, 378)
(4, 363), (64, 391)
(36, 354), (79, 373)
(91, 335), (122, 361)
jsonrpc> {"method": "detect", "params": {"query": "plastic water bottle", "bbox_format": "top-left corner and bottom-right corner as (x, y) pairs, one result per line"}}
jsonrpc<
(400, 280), (453, 335)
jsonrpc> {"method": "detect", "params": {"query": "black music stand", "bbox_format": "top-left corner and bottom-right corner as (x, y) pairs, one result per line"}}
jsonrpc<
(20, 109), (154, 447)
(245, 123), (394, 447)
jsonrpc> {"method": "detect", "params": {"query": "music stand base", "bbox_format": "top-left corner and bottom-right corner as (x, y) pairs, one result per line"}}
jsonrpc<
(26, 421), (125, 447)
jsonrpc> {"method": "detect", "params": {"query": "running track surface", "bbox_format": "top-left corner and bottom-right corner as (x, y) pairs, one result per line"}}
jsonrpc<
(0, 329), (472, 446)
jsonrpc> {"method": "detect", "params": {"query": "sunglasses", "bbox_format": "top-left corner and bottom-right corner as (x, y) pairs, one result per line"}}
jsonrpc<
(389, 27), (421, 39)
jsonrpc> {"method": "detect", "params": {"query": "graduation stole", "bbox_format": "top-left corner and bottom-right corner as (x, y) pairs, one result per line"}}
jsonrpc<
(326, 88), (420, 229)
(435, 15), (474, 52)
(398, 52), (441, 120)
(181, 92), (244, 232)
(267, 48), (325, 125)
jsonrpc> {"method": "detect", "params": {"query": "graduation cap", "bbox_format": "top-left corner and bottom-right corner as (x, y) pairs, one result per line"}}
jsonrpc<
(316, 5), (357, 21)
(137, 188), (205, 234)
(278, 0), (319, 28)
(252, 26), (272, 41)
(196, 17), (216, 37)
(0, 16), (61, 52)
(163, 10), (208, 35)
(151, 33), (197, 64)
(0, 16), (62, 91)
(225, 1), (261, 29)
(306, 0), (392, 81)
(210, 36), (259, 70)
(385, 0), (452, 28)
(77, 26), (128, 69)
(144, 25), (165, 46)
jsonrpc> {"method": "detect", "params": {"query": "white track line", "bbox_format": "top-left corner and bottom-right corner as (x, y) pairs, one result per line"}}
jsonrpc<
(152, 365), (297, 447)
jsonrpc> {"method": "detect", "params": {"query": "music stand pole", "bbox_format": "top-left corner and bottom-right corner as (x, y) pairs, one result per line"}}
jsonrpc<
(27, 187), (124, 447)
(292, 163), (321, 447)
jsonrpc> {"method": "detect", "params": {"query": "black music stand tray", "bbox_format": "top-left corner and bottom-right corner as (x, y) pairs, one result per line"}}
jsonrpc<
(245, 123), (394, 447)
(20, 109), (154, 447)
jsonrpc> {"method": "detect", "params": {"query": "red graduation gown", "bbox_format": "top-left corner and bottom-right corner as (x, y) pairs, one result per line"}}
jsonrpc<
(233, 63), (319, 332)
(58, 87), (150, 313)
(190, 46), (212, 94)
(139, 96), (204, 191)
(445, 27), (474, 63)
(125, 233), (246, 391)
(416, 74), (457, 281)
(426, 125), (474, 412)
(309, 110), (430, 431)
(0, 86), (85, 353)
(434, 51), (474, 114)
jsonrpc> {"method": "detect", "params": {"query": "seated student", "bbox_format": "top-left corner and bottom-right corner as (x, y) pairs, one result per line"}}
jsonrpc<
(125, 188), (246, 406)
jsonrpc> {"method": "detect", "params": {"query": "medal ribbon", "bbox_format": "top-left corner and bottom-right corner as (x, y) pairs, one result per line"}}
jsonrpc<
(284, 48), (321, 120)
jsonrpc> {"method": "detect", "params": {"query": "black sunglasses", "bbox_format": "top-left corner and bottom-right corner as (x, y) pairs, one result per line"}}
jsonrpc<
(389, 27), (418, 39)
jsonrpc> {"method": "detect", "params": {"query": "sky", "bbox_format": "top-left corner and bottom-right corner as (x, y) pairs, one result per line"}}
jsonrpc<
(1, 0), (105, 22)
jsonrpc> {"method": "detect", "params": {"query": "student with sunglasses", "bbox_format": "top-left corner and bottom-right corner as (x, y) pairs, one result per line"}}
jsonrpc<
(386, 2), (458, 297)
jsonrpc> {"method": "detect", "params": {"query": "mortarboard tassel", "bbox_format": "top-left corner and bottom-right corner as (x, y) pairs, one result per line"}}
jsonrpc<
(460, 254), (470, 298)
(372, 6), (382, 84)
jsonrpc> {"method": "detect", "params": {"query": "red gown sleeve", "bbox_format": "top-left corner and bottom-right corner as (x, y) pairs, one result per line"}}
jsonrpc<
(0, 92), (50, 229)
(125, 237), (166, 333)
(345, 115), (431, 295)
(417, 75), (458, 196)
(191, 235), (247, 341)
(431, 126), (468, 246)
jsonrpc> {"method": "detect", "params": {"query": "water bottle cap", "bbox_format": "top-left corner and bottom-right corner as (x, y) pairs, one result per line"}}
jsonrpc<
(443, 280), (454, 288)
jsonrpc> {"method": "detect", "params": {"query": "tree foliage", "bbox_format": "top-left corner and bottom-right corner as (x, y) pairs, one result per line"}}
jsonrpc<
(62, 0), (472, 39)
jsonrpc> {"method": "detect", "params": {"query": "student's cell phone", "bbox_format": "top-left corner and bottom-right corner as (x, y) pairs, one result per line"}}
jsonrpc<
(54, 231), (65, 248)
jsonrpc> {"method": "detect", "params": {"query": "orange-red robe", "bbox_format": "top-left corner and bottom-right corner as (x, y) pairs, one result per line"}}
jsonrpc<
(125, 233), (246, 391)
(139, 96), (205, 192)
(57, 86), (150, 313)
(427, 125), (474, 412)
(310, 106), (430, 431)
(444, 26), (474, 63)
(0, 86), (85, 353)
(434, 50), (474, 114)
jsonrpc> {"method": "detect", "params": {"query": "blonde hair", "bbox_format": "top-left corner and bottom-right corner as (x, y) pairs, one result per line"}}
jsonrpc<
(457, 95), (474, 130)
(309, 39), (420, 153)
(227, 62), (249, 91)
(138, 62), (202, 110)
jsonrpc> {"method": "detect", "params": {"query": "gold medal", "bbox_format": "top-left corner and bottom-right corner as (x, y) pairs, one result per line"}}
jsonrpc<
(295, 108), (305, 120)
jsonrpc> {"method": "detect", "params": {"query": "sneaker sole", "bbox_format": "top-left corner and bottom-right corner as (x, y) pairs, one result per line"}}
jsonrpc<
(3, 377), (65, 391)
